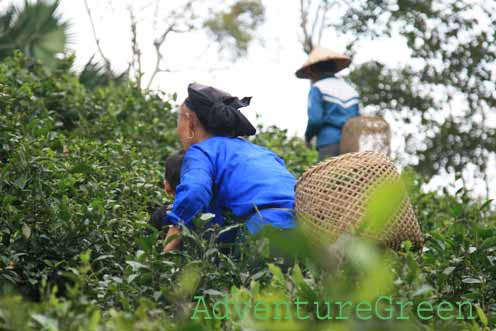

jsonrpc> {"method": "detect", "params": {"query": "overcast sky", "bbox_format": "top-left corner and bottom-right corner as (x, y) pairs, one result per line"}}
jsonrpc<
(2, 0), (494, 198)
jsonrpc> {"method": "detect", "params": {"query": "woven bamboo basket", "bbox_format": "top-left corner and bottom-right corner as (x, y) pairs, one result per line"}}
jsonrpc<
(295, 151), (423, 250)
(340, 116), (391, 156)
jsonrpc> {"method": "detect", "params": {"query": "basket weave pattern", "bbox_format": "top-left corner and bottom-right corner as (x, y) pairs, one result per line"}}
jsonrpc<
(295, 151), (423, 250)
(340, 116), (391, 156)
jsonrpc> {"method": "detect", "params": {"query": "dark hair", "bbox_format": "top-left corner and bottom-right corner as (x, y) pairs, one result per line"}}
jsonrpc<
(311, 60), (337, 77)
(165, 150), (185, 191)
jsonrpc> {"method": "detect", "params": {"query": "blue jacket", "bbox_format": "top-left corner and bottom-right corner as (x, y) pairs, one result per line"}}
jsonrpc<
(165, 136), (296, 235)
(305, 77), (360, 148)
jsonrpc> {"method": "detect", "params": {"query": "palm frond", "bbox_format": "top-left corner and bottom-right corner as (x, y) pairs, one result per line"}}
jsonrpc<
(79, 55), (128, 90)
(0, 0), (70, 67)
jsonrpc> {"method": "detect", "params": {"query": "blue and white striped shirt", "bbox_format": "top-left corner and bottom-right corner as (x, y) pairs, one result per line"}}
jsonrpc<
(305, 76), (360, 147)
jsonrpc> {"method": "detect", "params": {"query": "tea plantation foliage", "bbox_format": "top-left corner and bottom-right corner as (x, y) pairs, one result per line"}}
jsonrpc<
(0, 53), (495, 330)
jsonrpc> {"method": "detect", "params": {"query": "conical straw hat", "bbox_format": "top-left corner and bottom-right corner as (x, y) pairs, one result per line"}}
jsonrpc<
(295, 46), (351, 79)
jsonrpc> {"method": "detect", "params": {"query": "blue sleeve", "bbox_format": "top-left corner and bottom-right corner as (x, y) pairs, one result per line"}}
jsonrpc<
(305, 86), (324, 142)
(165, 146), (214, 226)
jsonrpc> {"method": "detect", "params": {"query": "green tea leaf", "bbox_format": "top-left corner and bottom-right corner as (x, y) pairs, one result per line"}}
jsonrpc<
(475, 304), (488, 326)
(21, 224), (31, 239)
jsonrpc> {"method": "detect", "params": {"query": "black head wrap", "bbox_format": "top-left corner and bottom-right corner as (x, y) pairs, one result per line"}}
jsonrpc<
(184, 83), (256, 137)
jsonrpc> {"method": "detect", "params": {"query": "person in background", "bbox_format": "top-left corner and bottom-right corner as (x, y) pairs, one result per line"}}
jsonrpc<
(148, 149), (236, 251)
(295, 46), (360, 161)
(147, 150), (185, 233)
(163, 83), (297, 252)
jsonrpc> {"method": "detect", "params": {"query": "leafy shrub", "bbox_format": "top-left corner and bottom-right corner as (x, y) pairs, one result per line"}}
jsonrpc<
(0, 52), (178, 299)
(0, 53), (495, 330)
(0, 52), (312, 297)
(251, 124), (317, 178)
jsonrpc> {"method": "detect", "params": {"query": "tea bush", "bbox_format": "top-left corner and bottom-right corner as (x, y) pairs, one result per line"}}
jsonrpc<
(0, 53), (495, 330)
(0, 53), (179, 300)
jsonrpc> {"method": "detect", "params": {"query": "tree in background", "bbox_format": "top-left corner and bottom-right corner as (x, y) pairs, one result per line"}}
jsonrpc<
(84, 0), (265, 90)
(298, 0), (335, 55)
(204, 0), (265, 58)
(78, 55), (128, 90)
(297, 0), (496, 198)
(0, 0), (127, 89)
(0, 0), (68, 69)
(0, 0), (264, 90)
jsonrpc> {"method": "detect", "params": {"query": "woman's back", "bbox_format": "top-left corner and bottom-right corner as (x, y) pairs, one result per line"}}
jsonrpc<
(177, 136), (296, 233)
